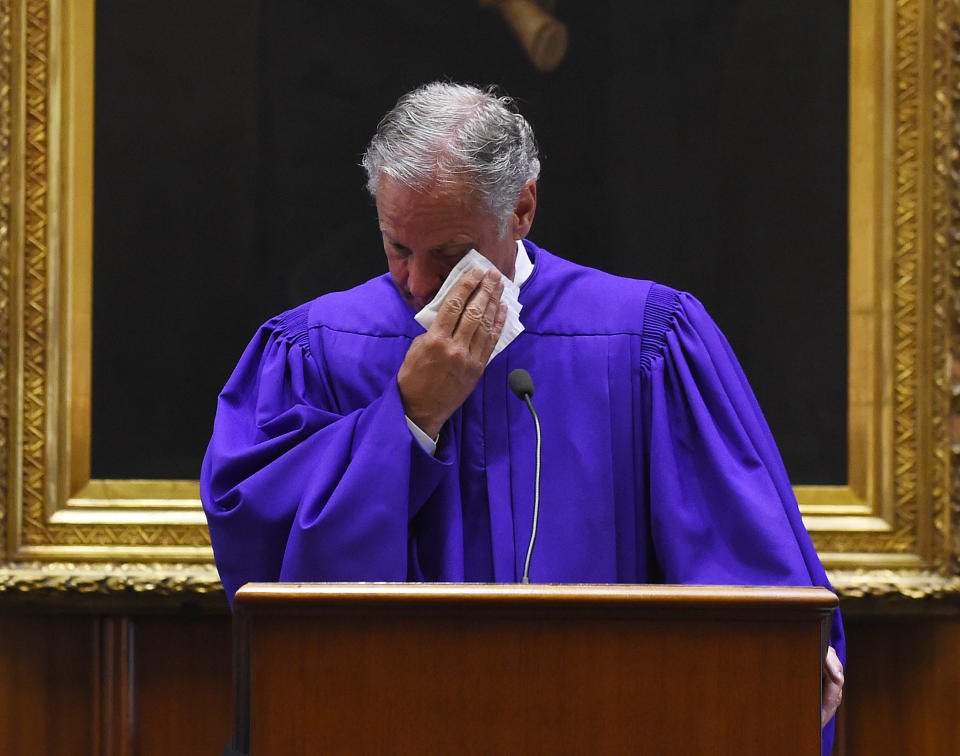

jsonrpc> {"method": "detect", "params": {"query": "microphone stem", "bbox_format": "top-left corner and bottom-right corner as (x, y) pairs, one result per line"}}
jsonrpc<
(521, 393), (541, 584)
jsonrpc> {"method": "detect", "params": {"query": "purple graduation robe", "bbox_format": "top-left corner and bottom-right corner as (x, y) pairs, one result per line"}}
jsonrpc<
(202, 240), (844, 753)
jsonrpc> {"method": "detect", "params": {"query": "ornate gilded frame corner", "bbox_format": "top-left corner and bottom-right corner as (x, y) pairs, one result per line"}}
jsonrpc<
(0, 0), (957, 599)
(0, 0), (216, 596)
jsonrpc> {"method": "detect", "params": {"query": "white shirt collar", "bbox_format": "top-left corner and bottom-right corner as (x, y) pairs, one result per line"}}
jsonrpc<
(513, 239), (533, 287)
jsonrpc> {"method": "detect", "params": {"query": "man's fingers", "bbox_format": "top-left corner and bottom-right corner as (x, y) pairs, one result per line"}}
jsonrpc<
(491, 301), (508, 343)
(469, 292), (508, 356)
(432, 267), (486, 334)
(824, 646), (844, 685)
(463, 274), (504, 347)
(452, 270), (503, 345)
(821, 677), (842, 727)
(821, 646), (844, 727)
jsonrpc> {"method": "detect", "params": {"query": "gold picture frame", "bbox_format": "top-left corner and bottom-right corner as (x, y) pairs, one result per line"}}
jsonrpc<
(0, 0), (956, 598)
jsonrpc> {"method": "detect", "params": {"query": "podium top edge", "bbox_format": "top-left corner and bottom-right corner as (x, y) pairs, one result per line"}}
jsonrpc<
(233, 582), (838, 611)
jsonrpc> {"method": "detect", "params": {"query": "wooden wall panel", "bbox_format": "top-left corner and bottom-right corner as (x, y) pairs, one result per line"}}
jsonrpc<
(95, 617), (134, 756)
(0, 612), (232, 756)
(132, 615), (233, 756)
(2, 609), (960, 754)
(842, 617), (960, 755)
(0, 616), (97, 756)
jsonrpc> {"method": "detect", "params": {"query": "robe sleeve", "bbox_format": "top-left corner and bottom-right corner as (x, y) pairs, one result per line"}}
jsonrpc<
(200, 305), (452, 605)
(643, 288), (846, 655)
(643, 289), (845, 753)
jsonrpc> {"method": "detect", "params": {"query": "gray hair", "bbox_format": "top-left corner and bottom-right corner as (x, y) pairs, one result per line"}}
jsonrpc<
(362, 82), (541, 232)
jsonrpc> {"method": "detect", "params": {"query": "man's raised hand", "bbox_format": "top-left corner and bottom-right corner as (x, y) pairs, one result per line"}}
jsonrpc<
(398, 268), (508, 439)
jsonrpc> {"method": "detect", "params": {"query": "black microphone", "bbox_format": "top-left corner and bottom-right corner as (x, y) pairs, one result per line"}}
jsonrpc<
(508, 368), (535, 400)
(508, 369), (542, 584)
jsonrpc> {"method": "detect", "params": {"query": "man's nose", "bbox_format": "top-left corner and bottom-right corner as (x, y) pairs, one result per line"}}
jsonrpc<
(407, 255), (445, 299)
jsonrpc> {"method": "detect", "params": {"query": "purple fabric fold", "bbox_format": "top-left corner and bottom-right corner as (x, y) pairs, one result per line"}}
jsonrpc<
(201, 304), (451, 598)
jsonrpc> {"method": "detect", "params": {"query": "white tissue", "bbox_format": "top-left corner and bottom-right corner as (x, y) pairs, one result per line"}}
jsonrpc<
(414, 249), (524, 364)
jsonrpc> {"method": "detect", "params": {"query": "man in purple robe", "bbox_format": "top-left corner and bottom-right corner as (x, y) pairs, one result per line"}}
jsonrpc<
(201, 82), (844, 750)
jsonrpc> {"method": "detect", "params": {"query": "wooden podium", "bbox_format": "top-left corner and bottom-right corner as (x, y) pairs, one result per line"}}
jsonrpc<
(232, 583), (837, 755)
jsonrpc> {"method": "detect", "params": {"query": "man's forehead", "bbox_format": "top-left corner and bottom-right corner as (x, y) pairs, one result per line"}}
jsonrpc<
(377, 174), (480, 211)
(377, 183), (492, 236)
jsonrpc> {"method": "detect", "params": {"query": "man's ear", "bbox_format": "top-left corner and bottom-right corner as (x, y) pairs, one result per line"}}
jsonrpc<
(512, 179), (537, 239)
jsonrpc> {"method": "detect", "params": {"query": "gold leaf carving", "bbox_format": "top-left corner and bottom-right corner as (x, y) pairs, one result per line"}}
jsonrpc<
(894, 0), (921, 554)
(930, 0), (955, 573)
(817, 532), (919, 555)
(950, 0), (960, 576)
(21, 0), (49, 547)
(0, 561), (223, 596)
(47, 524), (211, 548)
(0, 0), (12, 559)
(831, 569), (960, 602)
(4, 563), (960, 608)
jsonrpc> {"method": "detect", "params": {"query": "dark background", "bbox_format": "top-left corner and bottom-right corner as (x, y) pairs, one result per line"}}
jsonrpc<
(92, 0), (848, 483)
